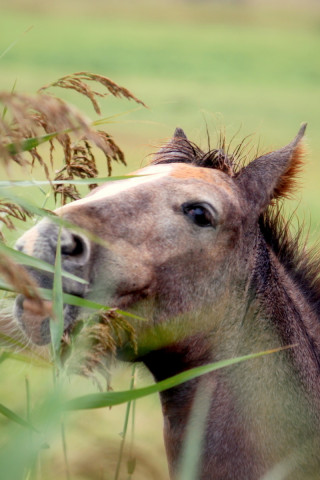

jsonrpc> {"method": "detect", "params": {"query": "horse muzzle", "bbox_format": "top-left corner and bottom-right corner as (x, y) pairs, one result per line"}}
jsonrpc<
(13, 218), (91, 345)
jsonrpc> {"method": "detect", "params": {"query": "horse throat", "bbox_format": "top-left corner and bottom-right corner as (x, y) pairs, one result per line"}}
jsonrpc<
(137, 235), (320, 479)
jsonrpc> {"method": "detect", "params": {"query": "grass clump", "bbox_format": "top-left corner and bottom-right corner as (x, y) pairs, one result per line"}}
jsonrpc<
(61, 309), (137, 390)
(0, 70), (148, 480)
(0, 71), (145, 207)
(39, 71), (147, 114)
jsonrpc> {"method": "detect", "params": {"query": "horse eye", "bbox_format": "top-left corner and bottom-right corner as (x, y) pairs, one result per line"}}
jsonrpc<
(182, 203), (216, 228)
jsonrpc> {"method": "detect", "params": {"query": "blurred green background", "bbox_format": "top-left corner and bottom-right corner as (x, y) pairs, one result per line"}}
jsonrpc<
(1, 0), (320, 222)
(1, 0), (320, 479)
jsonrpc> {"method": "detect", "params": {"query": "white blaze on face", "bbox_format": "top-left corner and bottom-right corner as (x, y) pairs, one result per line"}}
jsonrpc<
(56, 164), (174, 212)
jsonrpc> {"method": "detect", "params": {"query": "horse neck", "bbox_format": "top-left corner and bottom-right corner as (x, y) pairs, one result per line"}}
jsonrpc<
(141, 283), (258, 477)
(141, 232), (320, 479)
(252, 232), (320, 402)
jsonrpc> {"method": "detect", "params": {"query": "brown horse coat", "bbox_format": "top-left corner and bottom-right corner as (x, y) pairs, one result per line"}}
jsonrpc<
(14, 124), (320, 479)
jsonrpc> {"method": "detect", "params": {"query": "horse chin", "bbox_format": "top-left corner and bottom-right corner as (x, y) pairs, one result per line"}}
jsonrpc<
(13, 295), (80, 346)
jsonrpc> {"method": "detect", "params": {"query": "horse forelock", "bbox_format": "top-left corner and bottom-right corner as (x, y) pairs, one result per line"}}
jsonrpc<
(152, 137), (235, 176)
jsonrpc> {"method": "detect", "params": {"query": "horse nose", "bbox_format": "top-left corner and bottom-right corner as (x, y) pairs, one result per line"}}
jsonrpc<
(59, 230), (90, 266)
(15, 221), (90, 268)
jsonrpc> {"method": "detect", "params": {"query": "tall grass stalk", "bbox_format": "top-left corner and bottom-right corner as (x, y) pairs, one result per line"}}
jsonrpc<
(1, 79), (17, 120)
(66, 347), (291, 411)
(127, 370), (137, 479)
(25, 377), (39, 480)
(0, 26), (33, 61)
(25, 376), (31, 422)
(0, 70), (147, 480)
(0, 402), (38, 432)
(176, 378), (213, 480)
(50, 228), (63, 366)
(114, 364), (137, 480)
(61, 419), (71, 480)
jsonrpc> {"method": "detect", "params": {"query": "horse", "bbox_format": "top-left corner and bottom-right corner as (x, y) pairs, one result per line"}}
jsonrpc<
(13, 124), (320, 479)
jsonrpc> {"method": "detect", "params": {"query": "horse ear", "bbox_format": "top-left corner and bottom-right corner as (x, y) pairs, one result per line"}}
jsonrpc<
(173, 127), (188, 140)
(153, 127), (189, 163)
(235, 124), (307, 213)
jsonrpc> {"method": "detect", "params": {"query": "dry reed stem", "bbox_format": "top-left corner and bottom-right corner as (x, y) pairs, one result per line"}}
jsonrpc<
(0, 202), (32, 239)
(61, 309), (137, 386)
(0, 71), (138, 217)
(39, 71), (147, 114)
(0, 92), (91, 171)
(0, 253), (44, 308)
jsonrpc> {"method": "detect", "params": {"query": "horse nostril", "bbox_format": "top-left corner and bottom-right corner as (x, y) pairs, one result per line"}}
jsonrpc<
(60, 231), (90, 265)
(61, 235), (82, 255)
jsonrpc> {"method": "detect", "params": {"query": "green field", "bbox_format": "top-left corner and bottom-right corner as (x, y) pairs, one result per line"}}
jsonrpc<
(1, 1), (320, 224)
(1, 1), (320, 479)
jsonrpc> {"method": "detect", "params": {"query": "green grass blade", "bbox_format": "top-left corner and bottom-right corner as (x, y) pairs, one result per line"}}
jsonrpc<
(0, 280), (145, 321)
(0, 242), (88, 285)
(114, 364), (136, 480)
(5, 132), (59, 155)
(0, 187), (64, 220)
(0, 332), (50, 365)
(0, 280), (20, 292)
(50, 229), (64, 360)
(61, 420), (71, 480)
(91, 105), (145, 127)
(65, 347), (289, 411)
(0, 175), (140, 188)
(25, 377), (31, 422)
(4, 103), (143, 154)
(38, 288), (145, 321)
(0, 403), (39, 433)
(60, 293), (146, 321)
(2, 79), (17, 120)
(0, 332), (30, 350)
(0, 187), (109, 249)
(127, 367), (137, 479)
(176, 378), (212, 480)
(0, 26), (33, 60)
(0, 350), (50, 368)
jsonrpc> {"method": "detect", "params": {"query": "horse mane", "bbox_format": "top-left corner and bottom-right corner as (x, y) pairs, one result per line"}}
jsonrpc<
(152, 136), (320, 317)
(259, 209), (320, 317)
(152, 137), (235, 175)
